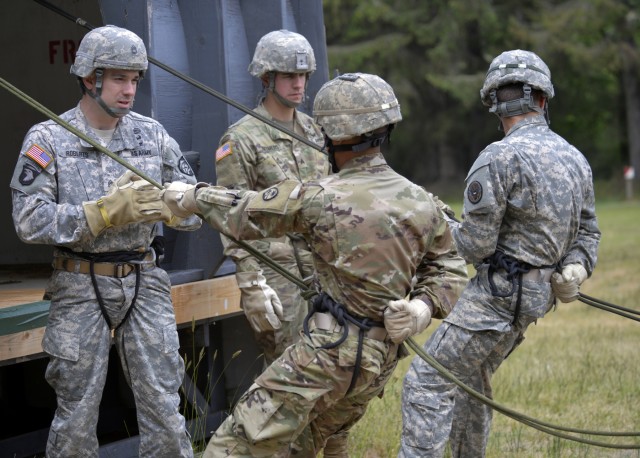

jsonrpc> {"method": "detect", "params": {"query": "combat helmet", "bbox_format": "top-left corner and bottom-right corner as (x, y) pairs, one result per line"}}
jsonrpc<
(313, 72), (402, 141)
(480, 49), (553, 120)
(71, 25), (148, 78)
(248, 30), (316, 77)
(71, 25), (148, 117)
(313, 73), (401, 172)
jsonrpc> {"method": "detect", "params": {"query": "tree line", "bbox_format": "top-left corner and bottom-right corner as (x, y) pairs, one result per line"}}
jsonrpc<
(322, 0), (640, 198)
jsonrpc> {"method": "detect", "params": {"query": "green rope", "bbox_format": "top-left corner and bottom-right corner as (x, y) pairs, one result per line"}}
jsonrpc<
(0, 77), (162, 189)
(4, 59), (639, 451)
(0, 76), (308, 299)
(405, 337), (640, 448)
(32, 0), (326, 155)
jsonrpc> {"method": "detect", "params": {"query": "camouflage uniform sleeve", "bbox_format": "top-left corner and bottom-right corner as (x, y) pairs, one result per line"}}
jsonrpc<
(560, 159), (600, 274)
(452, 148), (507, 264)
(160, 129), (202, 231)
(10, 125), (89, 245)
(411, 207), (469, 319)
(195, 180), (312, 243)
(214, 128), (267, 272)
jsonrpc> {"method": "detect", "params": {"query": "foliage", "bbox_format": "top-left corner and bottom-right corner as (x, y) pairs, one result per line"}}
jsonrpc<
(322, 0), (640, 192)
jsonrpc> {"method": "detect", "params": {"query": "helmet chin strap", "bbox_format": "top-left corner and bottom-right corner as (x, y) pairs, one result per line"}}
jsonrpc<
(267, 72), (305, 109)
(323, 127), (394, 173)
(83, 69), (132, 118)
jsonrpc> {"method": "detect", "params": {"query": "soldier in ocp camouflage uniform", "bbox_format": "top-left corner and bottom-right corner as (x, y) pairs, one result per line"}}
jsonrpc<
(214, 29), (329, 365)
(161, 72), (468, 457)
(399, 50), (601, 458)
(10, 25), (200, 457)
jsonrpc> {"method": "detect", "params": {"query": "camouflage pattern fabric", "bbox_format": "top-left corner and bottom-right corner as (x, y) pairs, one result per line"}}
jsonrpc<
(10, 105), (200, 457)
(195, 151), (468, 456)
(71, 25), (148, 78)
(248, 29), (316, 77)
(480, 50), (554, 106)
(215, 102), (329, 365)
(400, 114), (600, 458)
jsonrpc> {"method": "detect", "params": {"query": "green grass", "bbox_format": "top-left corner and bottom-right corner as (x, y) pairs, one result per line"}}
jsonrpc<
(348, 200), (640, 458)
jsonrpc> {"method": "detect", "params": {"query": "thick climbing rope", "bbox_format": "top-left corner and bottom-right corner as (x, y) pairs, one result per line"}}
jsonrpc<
(4, 68), (639, 452)
(32, 0), (326, 155)
(4, 16), (640, 449)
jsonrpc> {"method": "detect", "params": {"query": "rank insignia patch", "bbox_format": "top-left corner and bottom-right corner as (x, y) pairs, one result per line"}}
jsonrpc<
(467, 181), (483, 204)
(25, 144), (52, 169)
(215, 142), (233, 162)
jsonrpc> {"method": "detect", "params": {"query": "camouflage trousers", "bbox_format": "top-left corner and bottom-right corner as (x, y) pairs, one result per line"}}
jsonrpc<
(399, 317), (536, 458)
(203, 329), (399, 457)
(42, 267), (193, 458)
(249, 257), (310, 366)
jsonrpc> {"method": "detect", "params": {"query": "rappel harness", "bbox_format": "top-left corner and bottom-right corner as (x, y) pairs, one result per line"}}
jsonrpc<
(485, 251), (554, 324)
(55, 247), (155, 330)
(302, 293), (386, 394)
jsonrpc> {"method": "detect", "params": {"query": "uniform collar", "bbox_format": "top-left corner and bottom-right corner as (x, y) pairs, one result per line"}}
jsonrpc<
(75, 105), (138, 151)
(505, 114), (547, 136)
(256, 102), (316, 139)
(339, 152), (388, 174)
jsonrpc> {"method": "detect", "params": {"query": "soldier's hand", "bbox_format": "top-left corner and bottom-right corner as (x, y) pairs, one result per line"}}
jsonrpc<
(236, 271), (284, 332)
(160, 181), (200, 217)
(551, 263), (588, 303)
(83, 173), (172, 236)
(383, 298), (432, 343)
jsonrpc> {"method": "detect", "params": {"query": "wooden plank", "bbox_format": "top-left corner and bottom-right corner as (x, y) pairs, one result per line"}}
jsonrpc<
(0, 327), (46, 362)
(172, 276), (242, 325)
(0, 276), (242, 363)
(0, 289), (46, 308)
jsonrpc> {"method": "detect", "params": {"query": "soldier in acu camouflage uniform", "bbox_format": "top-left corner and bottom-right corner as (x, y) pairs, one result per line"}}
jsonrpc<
(161, 72), (468, 457)
(10, 25), (200, 457)
(399, 49), (601, 458)
(214, 29), (329, 366)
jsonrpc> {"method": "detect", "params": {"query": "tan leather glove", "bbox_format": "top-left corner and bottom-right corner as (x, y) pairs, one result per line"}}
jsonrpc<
(383, 298), (432, 344)
(236, 272), (284, 333)
(551, 263), (588, 303)
(83, 172), (171, 236)
(161, 181), (202, 217)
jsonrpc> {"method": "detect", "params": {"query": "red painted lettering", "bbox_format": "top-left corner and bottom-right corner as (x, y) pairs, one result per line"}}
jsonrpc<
(63, 40), (76, 64)
(49, 40), (61, 65)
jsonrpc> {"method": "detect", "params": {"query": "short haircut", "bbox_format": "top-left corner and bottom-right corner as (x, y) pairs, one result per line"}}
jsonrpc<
(496, 83), (542, 103)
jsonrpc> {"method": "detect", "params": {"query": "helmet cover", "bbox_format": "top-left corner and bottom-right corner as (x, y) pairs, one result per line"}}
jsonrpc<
(71, 25), (148, 78)
(313, 73), (402, 141)
(480, 49), (554, 106)
(248, 29), (316, 77)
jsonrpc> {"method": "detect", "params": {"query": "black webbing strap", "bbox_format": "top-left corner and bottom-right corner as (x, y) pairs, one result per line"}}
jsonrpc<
(303, 292), (384, 394)
(485, 251), (532, 325)
(57, 247), (148, 330)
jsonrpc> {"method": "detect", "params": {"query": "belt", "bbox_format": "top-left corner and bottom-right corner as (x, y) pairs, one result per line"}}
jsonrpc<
(521, 268), (554, 283)
(53, 252), (155, 278)
(310, 312), (388, 342)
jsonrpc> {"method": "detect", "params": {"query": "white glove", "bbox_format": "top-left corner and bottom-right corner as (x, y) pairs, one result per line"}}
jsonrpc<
(383, 298), (432, 344)
(551, 263), (588, 303)
(161, 181), (200, 217)
(236, 272), (284, 333)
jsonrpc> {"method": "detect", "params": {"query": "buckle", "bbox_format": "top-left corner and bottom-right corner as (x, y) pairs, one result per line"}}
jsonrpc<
(113, 263), (134, 278)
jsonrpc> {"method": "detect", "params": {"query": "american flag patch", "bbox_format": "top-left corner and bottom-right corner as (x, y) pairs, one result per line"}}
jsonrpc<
(25, 144), (53, 169)
(215, 142), (233, 162)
